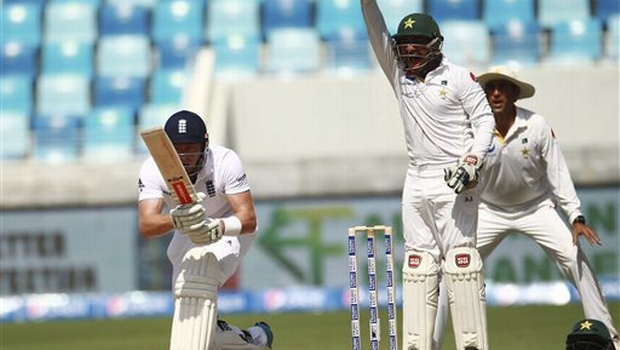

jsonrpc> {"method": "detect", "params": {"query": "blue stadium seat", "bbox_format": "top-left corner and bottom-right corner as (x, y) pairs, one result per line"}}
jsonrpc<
(596, 0), (620, 22)
(428, 0), (481, 22)
(1, 3), (42, 46)
(106, 0), (158, 9)
(547, 19), (603, 65)
(538, 0), (591, 28)
(607, 14), (620, 60)
(1, 75), (33, 115)
(483, 0), (536, 30)
(138, 103), (179, 130)
(324, 30), (373, 76)
(206, 0), (261, 43)
(41, 42), (94, 77)
(32, 114), (81, 163)
(1, 42), (38, 79)
(212, 35), (261, 79)
(491, 20), (541, 67)
(262, 0), (314, 37)
(94, 76), (146, 111)
(137, 103), (179, 153)
(44, 1), (98, 44)
(36, 74), (91, 116)
(440, 20), (491, 68)
(149, 69), (188, 104)
(152, 0), (205, 44)
(97, 35), (153, 77)
(157, 37), (203, 69)
(266, 28), (321, 75)
(3, 0), (46, 6)
(1, 112), (31, 160)
(377, 0), (424, 34)
(316, 0), (366, 38)
(83, 107), (136, 163)
(99, 3), (150, 36)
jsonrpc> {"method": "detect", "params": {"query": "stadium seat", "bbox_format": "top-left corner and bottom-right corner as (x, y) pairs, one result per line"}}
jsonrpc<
(83, 107), (136, 163)
(32, 114), (81, 163)
(1, 3), (42, 46)
(149, 69), (188, 104)
(607, 14), (620, 61)
(36, 74), (91, 116)
(324, 30), (373, 76)
(156, 37), (203, 70)
(1, 75), (33, 115)
(206, 0), (261, 43)
(152, 0), (205, 44)
(41, 42), (94, 77)
(316, 0), (366, 39)
(44, 1), (98, 44)
(538, 0), (591, 28)
(595, 0), (620, 22)
(137, 103), (179, 152)
(138, 103), (179, 130)
(1, 112), (31, 160)
(94, 76), (146, 111)
(439, 20), (490, 68)
(377, 0), (424, 34)
(547, 19), (603, 65)
(483, 0), (536, 30)
(265, 28), (321, 75)
(1, 42), (38, 79)
(99, 3), (150, 36)
(97, 35), (153, 78)
(428, 0), (481, 22)
(212, 35), (261, 79)
(262, 0), (314, 37)
(491, 20), (541, 67)
(106, 0), (158, 9)
(3, 0), (46, 6)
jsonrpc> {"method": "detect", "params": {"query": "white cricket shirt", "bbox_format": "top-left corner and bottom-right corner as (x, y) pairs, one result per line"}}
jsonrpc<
(362, 0), (495, 168)
(481, 107), (583, 222)
(138, 144), (251, 218)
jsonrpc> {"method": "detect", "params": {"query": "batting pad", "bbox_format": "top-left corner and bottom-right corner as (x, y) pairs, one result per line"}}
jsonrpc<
(443, 247), (488, 350)
(170, 248), (220, 350)
(402, 250), (440, 350)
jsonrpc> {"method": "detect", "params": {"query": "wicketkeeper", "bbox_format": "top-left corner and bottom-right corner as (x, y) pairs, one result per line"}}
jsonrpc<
(361, 2), (496, 349)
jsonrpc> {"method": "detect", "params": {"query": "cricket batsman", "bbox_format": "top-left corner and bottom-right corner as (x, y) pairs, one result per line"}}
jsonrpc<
(138, 110), (273, 350)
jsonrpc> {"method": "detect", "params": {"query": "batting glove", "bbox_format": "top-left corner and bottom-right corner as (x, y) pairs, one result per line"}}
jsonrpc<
(170, 192), (207, 231)
(183, 218), (224, 245)
(444, 154), (482, 194)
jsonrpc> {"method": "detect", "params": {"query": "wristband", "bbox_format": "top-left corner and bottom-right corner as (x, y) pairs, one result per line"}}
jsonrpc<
(222, 216), (242, 235)
(573, 215), (586, 225)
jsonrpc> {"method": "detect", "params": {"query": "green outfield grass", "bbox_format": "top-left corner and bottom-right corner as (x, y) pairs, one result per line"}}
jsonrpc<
(2, 303), (618, 350)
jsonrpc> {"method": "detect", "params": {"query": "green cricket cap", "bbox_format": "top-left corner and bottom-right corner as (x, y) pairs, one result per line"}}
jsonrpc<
(392, 13), (443, 41)
(569, 319), (612, 339)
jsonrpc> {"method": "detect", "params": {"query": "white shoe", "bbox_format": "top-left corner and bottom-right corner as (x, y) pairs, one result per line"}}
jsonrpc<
(248, 321), (274, 348)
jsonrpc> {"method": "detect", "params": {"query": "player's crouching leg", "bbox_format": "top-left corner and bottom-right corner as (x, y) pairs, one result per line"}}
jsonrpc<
(216, 319), (274, 350)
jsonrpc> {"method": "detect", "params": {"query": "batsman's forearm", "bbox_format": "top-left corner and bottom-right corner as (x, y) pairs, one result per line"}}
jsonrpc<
(139, 214), (175, 239)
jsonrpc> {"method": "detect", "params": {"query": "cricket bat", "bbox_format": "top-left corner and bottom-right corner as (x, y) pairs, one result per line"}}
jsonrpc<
(140, 127), (197, 205)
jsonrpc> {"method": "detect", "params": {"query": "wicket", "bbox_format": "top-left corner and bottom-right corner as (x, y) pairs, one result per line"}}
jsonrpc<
(348, 225), (398, 350)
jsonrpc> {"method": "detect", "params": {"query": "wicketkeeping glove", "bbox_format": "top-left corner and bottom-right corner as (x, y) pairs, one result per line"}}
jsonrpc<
(170, 192), (207, 231)
(444, 154), (482, 194)
(183, 218), (224, 245)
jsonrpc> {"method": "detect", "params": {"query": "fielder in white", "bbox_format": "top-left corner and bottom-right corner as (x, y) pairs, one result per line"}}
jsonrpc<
(432, 66), (620, 349)
(361, 3), (496, 350)
(138, 110), (273, 350)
